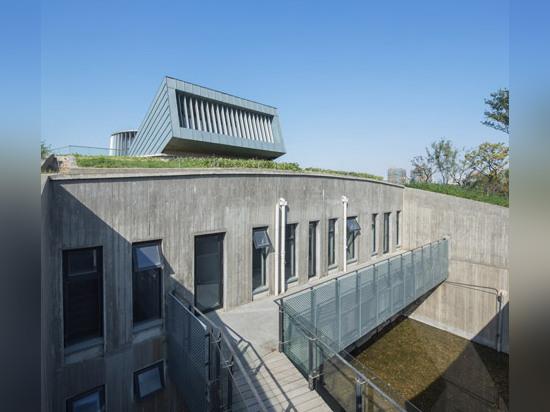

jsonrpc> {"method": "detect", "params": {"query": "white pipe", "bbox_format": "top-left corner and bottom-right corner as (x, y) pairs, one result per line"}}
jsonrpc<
(280, 198), (287, 294)
(342, 196), (348, 272)
(274, 201), (280, 296)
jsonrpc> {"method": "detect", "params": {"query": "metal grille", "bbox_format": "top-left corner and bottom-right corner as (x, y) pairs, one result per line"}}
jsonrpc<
(284, 239), (449, 355)
(167, 293), (208, 412)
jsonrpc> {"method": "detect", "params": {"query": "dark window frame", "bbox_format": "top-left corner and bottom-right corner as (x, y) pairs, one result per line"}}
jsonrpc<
(308, 221), (318, 278)
(132, 240), (164, 328)
(252, 227), (271, 294)
(285, 223), (297, 282)
(63, 247), (104, 348)
(66, 385), (105, 412)
(328, 218), (337, 267)
(396, 211), (401, 246)
(383, 212), (391, 254)
(371, 214), (377, 255)
(134, 361), (166, 401)
(346, 217), (361, 262)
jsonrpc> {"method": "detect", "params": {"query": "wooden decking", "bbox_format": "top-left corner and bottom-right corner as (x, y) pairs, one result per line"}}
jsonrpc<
(233, 350), (332, 412)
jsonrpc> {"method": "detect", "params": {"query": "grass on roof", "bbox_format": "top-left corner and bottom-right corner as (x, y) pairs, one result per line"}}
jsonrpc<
(405, 182), (509, 207)
(73, 155), (384, 180)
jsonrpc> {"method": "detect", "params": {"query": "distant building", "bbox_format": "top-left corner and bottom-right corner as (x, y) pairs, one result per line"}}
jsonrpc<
(109, 130), (137, 156)
(126, 77), (286, 159)
(387, 167), (407, 184)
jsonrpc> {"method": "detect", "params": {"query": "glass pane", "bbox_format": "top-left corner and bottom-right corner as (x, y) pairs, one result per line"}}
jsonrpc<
(252, 245), (266, 292)
(253, 229), (271, 249)
(285, 224), (296, 280)
(347, 217), (361, 232)
(71, 391), (102, 412)
(195, 234), (223, 312)
(137, 364), (163, 398)
(68, 248), (97, 276)
(65, 277), (101, 345)
(133, 268), (161, 324)
(308, 222), (316, 277)
(134, 244), (162, 270)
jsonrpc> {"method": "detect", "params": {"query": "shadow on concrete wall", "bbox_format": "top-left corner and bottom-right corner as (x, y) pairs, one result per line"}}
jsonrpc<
(44, 182), (185, 411)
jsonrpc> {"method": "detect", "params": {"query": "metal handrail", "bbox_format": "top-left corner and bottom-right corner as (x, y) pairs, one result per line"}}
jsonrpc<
(170, 291), (268, 412)
(280, 238), (447, 301)
(275, 297), (412, 412)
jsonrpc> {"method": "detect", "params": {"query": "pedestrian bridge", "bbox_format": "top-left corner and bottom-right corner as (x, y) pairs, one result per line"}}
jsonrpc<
(276, 238), (449, 411)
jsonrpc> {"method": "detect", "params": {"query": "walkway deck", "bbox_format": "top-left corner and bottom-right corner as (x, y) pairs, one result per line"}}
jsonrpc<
(208, 293), (332, 411)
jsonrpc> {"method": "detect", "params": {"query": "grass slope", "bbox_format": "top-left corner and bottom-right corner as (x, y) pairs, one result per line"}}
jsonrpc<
(405, 182), (508, 207)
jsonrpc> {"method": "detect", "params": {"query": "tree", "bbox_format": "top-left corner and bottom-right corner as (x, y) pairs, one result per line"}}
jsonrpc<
(41, 139), (51, 158)
(482, 88), (509, 134)
(465, 142), (509, 195)
(410, 155), (434, 183)
(426, 138), (458, 185)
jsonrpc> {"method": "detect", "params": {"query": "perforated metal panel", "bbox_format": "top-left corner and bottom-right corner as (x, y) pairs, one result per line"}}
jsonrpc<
(283, 239), (449, 355)
(167, 293), (208, 412)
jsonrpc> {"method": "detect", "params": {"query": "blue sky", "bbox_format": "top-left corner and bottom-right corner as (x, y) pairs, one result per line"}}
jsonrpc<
(41, 0), (509, 179)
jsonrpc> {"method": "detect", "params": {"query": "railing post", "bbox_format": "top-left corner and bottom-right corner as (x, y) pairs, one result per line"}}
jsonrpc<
(356, 271), (362, 336)
(279, 304), (285, 352)
(227, 356), (234, 411)
(335, 279), (341, 348)
(308, 334), (316, 390)
(356, 375), (364, 412)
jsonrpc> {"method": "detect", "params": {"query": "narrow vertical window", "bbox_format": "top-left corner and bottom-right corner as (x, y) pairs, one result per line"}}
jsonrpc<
(252, 228), (271, 294)
(396, 211), (401, 246)
(285, 224), (297, 282)
(63, 247), (103, 347)
(328, 218), (337, 267)
(133, 241), (163, 327)
(371, 214), (377, 255)
(346, 217), (361, 262)
(383, 212), (390, 254)
(308, 221), (318, 278)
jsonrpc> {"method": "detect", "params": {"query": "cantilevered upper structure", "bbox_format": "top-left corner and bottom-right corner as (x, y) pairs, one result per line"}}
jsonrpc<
(128, 76), (286, 159)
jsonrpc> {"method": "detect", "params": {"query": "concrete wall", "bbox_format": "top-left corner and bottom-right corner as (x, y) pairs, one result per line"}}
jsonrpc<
(41, 170), (403, 411)
(403, 188), (509, 353)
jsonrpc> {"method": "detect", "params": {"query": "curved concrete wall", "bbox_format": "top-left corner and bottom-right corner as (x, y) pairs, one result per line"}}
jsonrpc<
(403, 188), (509, 353)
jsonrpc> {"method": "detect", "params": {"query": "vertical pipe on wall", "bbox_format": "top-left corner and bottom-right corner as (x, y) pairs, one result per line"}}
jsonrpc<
(274, 202), (280, 296)
(280, 198), (287, 294)
(342, 196), (348, 273)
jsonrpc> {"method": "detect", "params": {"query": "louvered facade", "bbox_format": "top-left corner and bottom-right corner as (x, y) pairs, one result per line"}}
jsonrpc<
(129, 77), (286, 159)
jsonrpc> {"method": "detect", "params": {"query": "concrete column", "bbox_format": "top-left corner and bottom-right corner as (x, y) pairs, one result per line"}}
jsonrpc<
(215, 104), (223, 134)
(210, 102), (218, 134)
(182, 96), (189, 129)
(266, 118), (274, 142)
(205, 101), (212, 132)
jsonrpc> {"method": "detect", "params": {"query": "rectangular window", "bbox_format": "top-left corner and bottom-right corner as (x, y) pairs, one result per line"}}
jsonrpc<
(308, 221), (318, 278)
(134, 361), (166, 401)
(253, 228), (271, 294)
(67, 386), (105, 412)
(346, 217), (361, 262)
(396, 211), (401, 246)
(328, 218), (337, 267)
(383, 212), (391, 254)
(133, 241), (163, 327)
(63, 247), (103, 347)
(285, 224), (296, 282)
(371, 214), (377, 255)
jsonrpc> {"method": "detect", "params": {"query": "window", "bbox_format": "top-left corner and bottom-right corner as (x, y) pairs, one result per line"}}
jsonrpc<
(371, 214), (377, 255)
(285, 224), (296, 282)
(328, 218), (337, 267)
(396, 211), (401, 246)
(253, 228), (271, 293)
(63, 247), (103, 347)
(308, 222), (318, 278)
(346, 217), (361, 262)
(383, 212), (390, 254)
(133, 241), (163, 327)
(134, 361), (165, 401)
(67, 386), (105, 412)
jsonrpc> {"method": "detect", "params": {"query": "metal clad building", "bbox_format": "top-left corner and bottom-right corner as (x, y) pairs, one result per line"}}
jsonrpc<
(128, 77), (286, 159)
